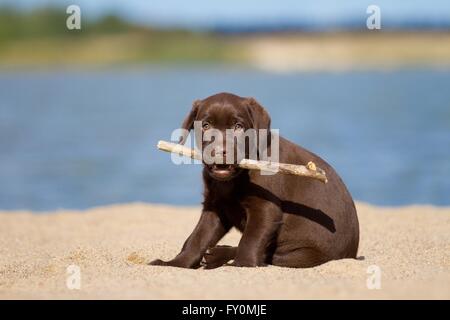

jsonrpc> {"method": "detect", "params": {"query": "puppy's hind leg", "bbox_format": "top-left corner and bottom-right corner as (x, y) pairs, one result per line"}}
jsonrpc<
(202, 245), (237, 269)
(271, 247), (330, 268)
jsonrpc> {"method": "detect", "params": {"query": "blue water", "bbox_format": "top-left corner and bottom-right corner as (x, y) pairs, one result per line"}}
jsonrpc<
(0, 67), (449, 211)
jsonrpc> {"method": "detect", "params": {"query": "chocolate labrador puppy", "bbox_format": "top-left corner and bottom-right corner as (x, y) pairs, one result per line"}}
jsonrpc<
(150, 92), (359, 268)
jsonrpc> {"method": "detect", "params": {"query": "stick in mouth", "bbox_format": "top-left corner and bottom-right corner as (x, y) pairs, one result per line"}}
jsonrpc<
(156, 140), (327, 183)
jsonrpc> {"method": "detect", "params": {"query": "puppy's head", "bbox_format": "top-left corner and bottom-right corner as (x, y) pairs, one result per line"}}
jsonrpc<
(178, 92), (271, 181)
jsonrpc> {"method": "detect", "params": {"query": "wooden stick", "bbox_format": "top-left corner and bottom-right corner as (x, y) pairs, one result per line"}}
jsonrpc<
(157, 140), (327, 183)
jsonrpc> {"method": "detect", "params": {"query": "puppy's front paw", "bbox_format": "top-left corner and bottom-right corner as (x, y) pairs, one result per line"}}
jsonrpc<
(202, 245), (235, 269)
(148, 259), (169, 266)
(149, 258), (200, 269)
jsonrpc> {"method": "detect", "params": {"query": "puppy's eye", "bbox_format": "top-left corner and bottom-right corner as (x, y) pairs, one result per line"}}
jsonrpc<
(202, 122), (210, 130)
(234, 123), (244, 131)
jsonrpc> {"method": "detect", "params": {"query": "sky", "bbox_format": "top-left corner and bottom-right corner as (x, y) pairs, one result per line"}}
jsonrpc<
(3, 0), (450, 29)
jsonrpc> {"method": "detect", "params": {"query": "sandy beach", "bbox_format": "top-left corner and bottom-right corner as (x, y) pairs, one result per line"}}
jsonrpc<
(0, 202), (448, 299)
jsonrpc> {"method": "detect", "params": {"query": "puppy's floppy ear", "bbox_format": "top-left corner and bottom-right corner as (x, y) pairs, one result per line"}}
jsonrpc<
(246, 97), (271, 131)
(245, 97), (272, 159)
(178, 99), (201, 145)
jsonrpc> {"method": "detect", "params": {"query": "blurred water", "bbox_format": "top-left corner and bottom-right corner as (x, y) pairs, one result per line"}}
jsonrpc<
(0, 67), (449, 211)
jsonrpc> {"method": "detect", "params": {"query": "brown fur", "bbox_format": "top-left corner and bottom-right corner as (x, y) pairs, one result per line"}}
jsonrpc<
(150, 92), (359, 268)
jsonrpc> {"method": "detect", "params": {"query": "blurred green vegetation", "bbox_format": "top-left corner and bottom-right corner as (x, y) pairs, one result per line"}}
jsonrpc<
(0, 6), (244, 66)
(0, 7), (69, 42)
(1, 6), (449, 69)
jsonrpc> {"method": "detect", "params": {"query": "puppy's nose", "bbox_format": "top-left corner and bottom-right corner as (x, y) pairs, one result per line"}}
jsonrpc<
(211, 147), (227, 164)
(212, 148), (226, 157)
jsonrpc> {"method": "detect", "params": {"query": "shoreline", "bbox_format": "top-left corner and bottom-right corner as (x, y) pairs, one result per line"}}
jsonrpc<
(2, 200), (449, 215)
(1, 32), (450, 72)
